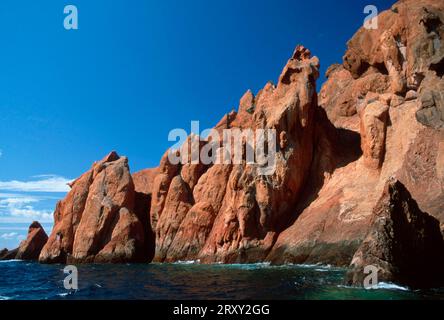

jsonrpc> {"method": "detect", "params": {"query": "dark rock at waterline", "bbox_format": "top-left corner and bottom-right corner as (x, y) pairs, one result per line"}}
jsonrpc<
(346, 179), (444, 289)
(0, 248), (19, 261)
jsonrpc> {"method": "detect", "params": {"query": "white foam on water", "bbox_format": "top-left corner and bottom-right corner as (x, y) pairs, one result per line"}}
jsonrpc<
(175, 259), (201, 265)
(0, 295), (11, 300)
(294, 263), (345, 271)
(0, 259), (22, 263)
(295, 263), (331, 268)
(374, 282), (409, 291)
(337, 282), (410, 291)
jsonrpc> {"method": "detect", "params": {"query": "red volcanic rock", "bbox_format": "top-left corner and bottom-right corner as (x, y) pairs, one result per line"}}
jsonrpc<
(268, 0), (444, 269)
(70, 155), (142, 263)
(144, 0), (444, 272)
(39, 155), (98, 263)
(150, 151), (180, 231)
(396, 127), (444, 232)
(416, 77), (444, 129)
(359, 101), (389, 169)
(346, 179), (444, 288)
(132, 167), (159, 195)
(40, 152), (151, 263)
(39, 1), (444, 287)
(154, 175), (194, 261)
(165, 163), (233, 262)
(148, 44), (320, 263)
(319, 64), (390, 130)
(16, 222), (48, 261)
(320, 0), (444, 131)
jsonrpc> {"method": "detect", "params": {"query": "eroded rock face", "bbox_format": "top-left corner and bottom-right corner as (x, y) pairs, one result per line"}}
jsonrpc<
(268, 0), (444, 268)
(346, 179), (444, 288)
(39, 156), (97, 263)
(149, 45), (320, 263)
(164, 164), (232, 262)
(133, 167), (159, 195)
(40, 152), (151, 263)
(416, 81), (444, 129)
(37, 1), (444, 290)
(359, 101), (389, 169)
(16, 222), (48, 261)
(321, 0), (444, 132)
(150, 151), (180, 231)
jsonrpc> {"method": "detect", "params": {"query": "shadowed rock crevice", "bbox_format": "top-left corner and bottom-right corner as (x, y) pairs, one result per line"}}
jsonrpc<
(277, 106), (362, 233)
(430, 56), (444, 77)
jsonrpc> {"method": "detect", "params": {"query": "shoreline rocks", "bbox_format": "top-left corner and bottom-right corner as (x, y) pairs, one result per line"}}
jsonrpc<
(39, 152), (152, 264)
(346, 179), (444, 288)
(0, 222), (48, 261)
(0, 248), (18, 261)
(16, 0), (444, 289)
(16, 222), (48, 261)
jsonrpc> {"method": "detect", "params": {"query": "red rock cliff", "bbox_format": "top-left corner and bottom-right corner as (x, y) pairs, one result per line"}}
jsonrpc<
(37, 0), (444, 288)
(39, 152), (152, 263)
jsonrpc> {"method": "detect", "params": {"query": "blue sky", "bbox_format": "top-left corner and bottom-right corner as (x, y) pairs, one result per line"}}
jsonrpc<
(0, 0), (394, 248)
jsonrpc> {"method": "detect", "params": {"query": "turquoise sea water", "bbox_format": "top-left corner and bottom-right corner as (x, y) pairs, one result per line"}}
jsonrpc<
(0, 260), (443, 300)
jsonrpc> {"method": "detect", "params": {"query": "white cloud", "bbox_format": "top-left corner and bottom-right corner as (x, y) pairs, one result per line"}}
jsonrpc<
(0, 191), (61, 223)
(8, 206), (53, 222)
(0, 175), (72, 193)
(0, 195), (54, 223)
(0, 149), (3, 158)
(0, 175), (70, 224)
(0, 226), (31, 231)
(0, 196), (39, 206)
(0, 232), (18, 240)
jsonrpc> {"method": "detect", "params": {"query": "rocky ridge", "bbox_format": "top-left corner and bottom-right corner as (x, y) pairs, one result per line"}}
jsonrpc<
(3, 0), (443, 289)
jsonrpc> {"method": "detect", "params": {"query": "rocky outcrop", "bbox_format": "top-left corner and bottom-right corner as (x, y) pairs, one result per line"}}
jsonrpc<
(320, 0), (444, 131)
(267, 0), (444, 267)
(133, 168), (159, 195)
(39, 152), (152, 263)
(16, 222), (48, 260)
(150, 45), (320, 263)
(0, 248), (18, 260)
(346, 179), (444, 288)
(416, 76), (444, 129)
(359, 101), (389, 169)
(1, 222), (48, 262)
(36, 0), (444, 289)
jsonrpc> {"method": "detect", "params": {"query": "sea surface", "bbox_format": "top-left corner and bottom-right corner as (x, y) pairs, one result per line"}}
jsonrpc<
(0, 260), (443, 300)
